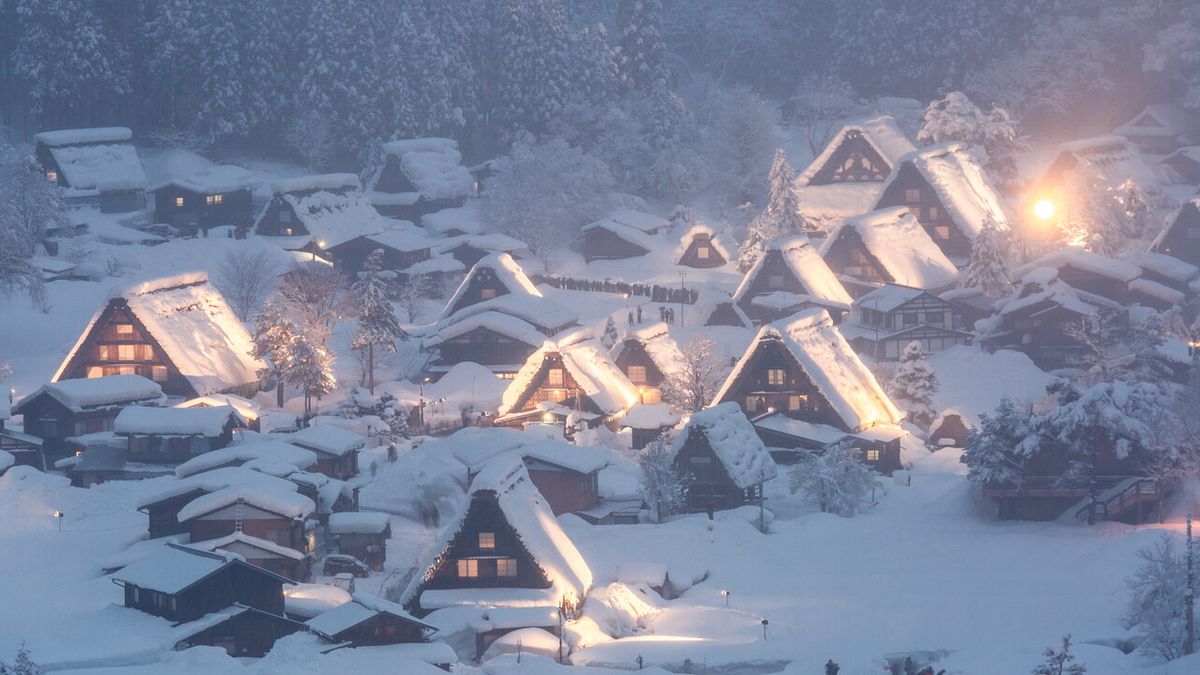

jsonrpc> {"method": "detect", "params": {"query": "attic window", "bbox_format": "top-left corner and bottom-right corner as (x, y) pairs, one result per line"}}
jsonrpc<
(175, 196), (184, 208)
(547, 368), (564, 388)
(627, 366), (647, 384)
(697, 246), (710, 259)
(478, 532), (495, 549)
(788, 394), (807, 411)
(46, 170), (58, 183)
(928, 206), (939, 220)
(767, 369), (786, 386)
(933, 226), (951, 240)
(905, 188), (921, 203)
(457, 559), (479, 577)
(152, 365), (168, 382)
(496, 559), (518, 577)
(480, 288), (497, 300)
(115, 323), (135, 336)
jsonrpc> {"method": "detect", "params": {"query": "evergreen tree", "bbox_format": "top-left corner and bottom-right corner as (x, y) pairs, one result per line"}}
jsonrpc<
(494, 0), (578, 136)
(960, 397), (1037, 486)
(241, 0), (307, 140)
(0, 139), (65, 304)
(639, 434), (690, 522)
(615, 0), (668, 96)
(193, 0), (245, 142)
(425, 0), (481, 131)
(963, 217), (1011, 298)
(917, 91), (1025, 193)
(251, 299), (299, 408)
(287, 333), (336, 418)
(601, 316), (619, 349)
(736, 212), (779, 273)
(788, 442), (881, 517)
(351, 250), (408, 395)
(1031, 635), (1086, 675)
(764, 149), (810, 235)
(142, 0), (200, 134)
(886, 341), (939, 429)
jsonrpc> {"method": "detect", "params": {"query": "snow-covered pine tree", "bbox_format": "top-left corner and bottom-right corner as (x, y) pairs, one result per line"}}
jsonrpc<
(241, 0), (304, 139)
(787, 442), (881, 517)
(638, 434), (690, 523)
(193, 0), (246, 142)
(963, 216), (1011, 298)
(736, 212), (775, 273)
(601, 316), (619, 349)
(1124, 534), (1196, 662)
(959, 397), (1036, 486)
(887, 341), (939, 429)
(660, 337), (729, 413)
(0, 140), (65, 305)
(494, 0), (578, 135)
(1031, 635), (1086, 675)
(615, 0), (668, 96)
(351, 249), (408, 395)
(286, 333), (336, 417)
(142, 0), (201, 134)
(1114, 178), (1151, 244)
(424, 0), (481, 131)
(765, 149), (810, 235)
(917, 91), (1025, 194)
(251, 299), (299, 408)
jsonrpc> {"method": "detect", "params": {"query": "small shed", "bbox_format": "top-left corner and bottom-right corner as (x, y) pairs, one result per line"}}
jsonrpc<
(12, 374), (165, 457)
(307, 593), (438, 646)
(287, 425), (365, 480)
(580, 208), (669, 263)
(329, 512), (392, 571)
(191, 531), (309, 580)
(114, 405), (246, 463)
(674, 224), (731, 269)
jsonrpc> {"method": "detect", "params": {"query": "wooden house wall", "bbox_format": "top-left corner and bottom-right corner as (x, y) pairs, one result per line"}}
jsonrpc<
(255, 197), (305, 237)
(504, 353), (600, 418)
(432, 327), (539, 370)
(448, 267), (515, 315)
(930, 414), (971, 447)
(152, 184), (253, 230)
(822, 228), (891, 286)
(677, 233), (726, 268)
(35, 143), (63, 186)
(124, 562), (285, 622)
(145, 488), (208, 538)
(808, 132), (891, 185)
(1056, 265), (1128, 303)
(525, 463), (598, 515)
(125, 417), (238, 464)
(56, 300), (198, 398)
(736, 249), (815, 323)
(15, 394), (131, 456)
(311, 450), (358, 480)
(178, 609), (304, 657)
(716, 339), (846, 430)
(994, 302), (1090, 370)
(612, 340), (666, 399)
(333, 613), (428, 646)
(328, 237), (431, 277)
(1153, 202), (1200, 266)
(583, 228), (650, 262)
(374, 157), (420, 194)
(875, 164), (973, 259)
(673, 428), (755, 512)
(375, 195), (464, 221)
(1163, 154), (1200, 185)
(418, 493), (551, 593)
(189, 505), (307, 553)
(705, 302), (747, 327)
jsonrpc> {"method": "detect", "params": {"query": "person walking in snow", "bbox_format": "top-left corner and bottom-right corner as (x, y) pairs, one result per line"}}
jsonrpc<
(628, 310), (635, 326)
(637, 306), (643, 323)
(824, 659), (839, 675)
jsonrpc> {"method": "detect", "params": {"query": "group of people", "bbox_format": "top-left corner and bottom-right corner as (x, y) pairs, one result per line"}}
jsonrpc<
(824, 657), (944, 675)
(626, 304), (678, 326)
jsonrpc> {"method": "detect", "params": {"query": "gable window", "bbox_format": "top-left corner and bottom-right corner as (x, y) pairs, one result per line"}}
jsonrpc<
(115, 323), (135, 336)
(151, 366), (168, 382)
(767, 274), (785, 289)
(212, 194), (223, 205)
(627, 365), (647, 384)
(908, 207), (922, 220)
(547, 368), (564, 387)
(478, 532), (495, 549)
(767, 368), (786, 386)
(86, 366), (103, 378)
(457, 559), (479, 578)
(927, 206), (939, 220)
(788, 394), (807, 411)
(281, 227), (294, 236)
(117, 344), (136, 361)
(933, 226), (951, 240)
(697, 246), (710, 260)
(46, 171), (58, 183)
(496, 559), (518, 577)
(175, 196), (185, 208)
(480, 287), (497, 300)
(905, 188), (921, 203)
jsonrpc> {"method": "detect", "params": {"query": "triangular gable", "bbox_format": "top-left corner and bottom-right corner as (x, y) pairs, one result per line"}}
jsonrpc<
(674, 224), (731, 267)
(733, 236), (852, 309)
(821, 207), (958, 289)
(440, 253), (541, 320)
(798, 116), (917, 186)
(610, 322), (684, 381)
(499, 339), (637, 418)
(671, 403), (777, 489)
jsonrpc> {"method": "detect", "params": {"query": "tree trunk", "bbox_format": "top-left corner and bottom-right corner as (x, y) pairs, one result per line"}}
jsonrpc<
(368, 344), (375, 395)
(277, 380), (284, 408)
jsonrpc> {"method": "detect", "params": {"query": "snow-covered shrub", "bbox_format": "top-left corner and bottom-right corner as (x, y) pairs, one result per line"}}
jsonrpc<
(1124, 534), (1198, 662)
(638, 435), (690, 523)
(886, 341), (939, 429)
(788, 444), (881, 517)
(660, 337), (729, 413)
(1031, 634), (1087, 675)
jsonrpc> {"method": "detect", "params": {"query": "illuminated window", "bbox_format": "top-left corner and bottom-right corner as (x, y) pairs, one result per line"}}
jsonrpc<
(697, 246), (710, 260)
(115, 323), (135, 336)
(457, 559), (479, 577)
(865, 449), (880, 462)
(767, 368), (786, 386)
(98, 345), (111, 360)
(281, 227), (294, 236)
(547, 368), (564, 387)
(905, 188), (921, 203)
(496, 559), (518, 577)
(478, 532), (495, 549)
(87, 366), (103, 378)
(933, 226), (951, 240)
(627, 365), (647, 384)
(117, 344), (136, 361)
(908, 207), (922, 220)
(205, 195), (214, 206)
(788, 394), (807, 411)
(767, 274), (784, 289)
(46, 171), (58, 183)
(151, 366), (168, 382)
(480, 287), (497, 300)
(928, 206), (939, 220)
(175, 196), (185, 208)
(641, 388), (661, 404)
(212, 194), (223, 205)
(136, 344), (153, 360)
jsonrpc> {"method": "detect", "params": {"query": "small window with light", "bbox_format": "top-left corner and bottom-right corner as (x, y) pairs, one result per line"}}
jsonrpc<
(457, 559), (479, 577)
(865, 449), (880, 462)
(905, 188), (921, 203)
(496, 559), (518, 577)
(697, 246), (710, 259)
(46, 171), (58, 183)
(480, 287), (497, 300)
(175, 196), (185, 208)
(478, 532), (495, 549)
(547, 368), (564, 387)
(627, 365), (647, 384)
(767, 368), (786, 386)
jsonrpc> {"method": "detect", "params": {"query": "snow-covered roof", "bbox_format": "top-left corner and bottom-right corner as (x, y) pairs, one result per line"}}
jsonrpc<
(307, 592), (435, 639)
(1113, 104), (1193, 139)
(1014, 249), (1142, 284)
(284, 583), (352, 619)
(619, 402), (680, 429)
(176, 483), (315, 522)
(176, 394), (261, 422)
(440, 253), (542, 320)
(880, 143), (1011, 239)
(821, 207), (958, 289)
(402, 457), (592, 609)
(1163, 146), (1200, 166)
(672, 402), (776, 488)
(692, 288), (751, 328)
(16, 375), (164, 413)
(1123, 250), (1199, 284)
(275, 188), (391, 250)
(174, 440), (318, 479)
(752, 413), (849, 446)
(287, 425), (366, 457)
(138, 465), (298, 508)
(328, 511), (391, 535)
(673, 223), (732, 264)
(598, 208), (669, 234)
(1152, 198), (1200, 250)
(580, 219), (658, 254)
(733, 236), (853, 308)
(798, 116), (917, 185)
(714, 309), (903, 432)
(52, 273), (265, 396)
(274, 173), (361, 195)
(191, 531), (305, 561)
(148, 164), (253, 194)
(424, 311), (547, 349)
(854, 284), (927, 313)
(115, 405), (241, 437)
(377, 138), (473, 200)
(433, 233), (529, 257)
(1050, 136), (1163, 194)
(438, 294), (578, 335)
(113, 544), (240, 594)
(517, 440), (611, 474)
(611, 322), (685, 379)
(422, 203), (485, 236)
(36, 127), (146, 192)
(358, 221), (438, 254)
(793, 182), (885, 225)
(499, 338), (639, 417)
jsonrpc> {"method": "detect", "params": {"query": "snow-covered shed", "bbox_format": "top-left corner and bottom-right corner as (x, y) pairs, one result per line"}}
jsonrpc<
(675, 223), (732, 269)
(1161, 146), (1200, 185)
(608, 321), (683, 405)
(254, 174), (405, 255)
(190, 531), (308, 580)
(139, 465), (302, 538)
(13, 374), (165, 456)
(114, 405), (246, 463)
(820, 206), (959, 295)
(329, 511), (392, 571)
(513, 440), (611, 516)
(1112, 103), (1196, 155)
(692, 288), (751, 328)
(792, 116), (918, 231)
(150, 164), (254, 232)
(1152, 199), (1200, 268)
(34, 127), (147, 212)
(496, 333), (639, 431)
(307, 593), (439, 647)
(873, 142), (1012, 261)
(733, 236), (853, 324)
(714, 309), (904, 471)
(53, 272), (266, 398)
(400, 456), (593, 620)
(368, 138), (474, 220)
(174, 440), (318, 479)
(670, 402), (777, 512)
(440, 252), (542, 319)
(844, 284), (973, 360)
(287, 425), (365, 480)
(580, 208), (670, 262)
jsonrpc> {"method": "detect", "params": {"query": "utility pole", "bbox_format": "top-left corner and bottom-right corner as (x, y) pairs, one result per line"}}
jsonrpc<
(1187, 513), (1195, 656)
(679, 271), (686, 328)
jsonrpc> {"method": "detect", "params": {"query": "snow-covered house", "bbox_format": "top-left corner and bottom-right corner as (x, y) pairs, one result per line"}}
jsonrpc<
(329, 512), (391, 571)
(820, 207), (959, 296)
(873, 143), (1011, 261)
(368, 138), (474, 220)
(495, 333), (638, 432)
(692, 288), (751, 328)
(174, 440), (319, 479)
(1152, 199), (1200, 267)
(844, 285), (973, 360)
(433, 232), (530, 270)
(150, 164), (254, 233)
(34, 127), (147, 212)
(1123, 250), (1200, 306)
(323, 222), (440, 278)
(254, 174), (403, 256)
(401, 457), (592, 626)
(1112, 103), (1196, 155)
(792, 116), (918, 232)
(138, 465), (302, 539)
(190, 531), (308, 581)
(287, 425), (365, 480)
(115, 405), (246, 464)
(671, 403), (777, 512)
(12, 374), (165, 456)
(733, 236), (853, 325)
(608, 322), (683, 405)
(714, 309), (905, 472)
(176, 394), (262, 432)
(580, 208), (670, 262)
(307, 593), (439, 647)
(53, 273), (266, 398)
(675, 223), (731, 269)
(620, 403), (680, 451)
(113, 543), (304, 656)
(1161, 146), (1200, 185)
(1036, 136), (1164, 202)
(515, 441), (610, 516)
(440, 253), (542, 319)
(177, 483), (316, 557)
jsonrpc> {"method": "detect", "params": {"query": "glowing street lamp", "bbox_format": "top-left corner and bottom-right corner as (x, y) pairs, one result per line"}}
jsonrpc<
(53, 510), (64, 532)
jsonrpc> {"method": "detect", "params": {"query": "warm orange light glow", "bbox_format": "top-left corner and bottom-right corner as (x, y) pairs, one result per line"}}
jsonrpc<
(1033, 199), (1056, 221)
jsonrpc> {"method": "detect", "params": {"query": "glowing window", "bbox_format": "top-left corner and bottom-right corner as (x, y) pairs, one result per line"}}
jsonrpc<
(115, 324), (135, 336)
(905, 188), (921, 203)
(480, 287), (497, 300)
(212, 194), (223, 205)
(281, 227), (294, 236)
(627, 366), (647, 384)
(933, 226), (951, 240)
(478, 532), (495, 549)
(865, 449), (880, 462)
(767, 369), (786, 386)
(117, 344), (136, 361)
(547, 368), (564, 387)
(46, 171), (58, 183)
(86, 366), (103, 378)
(496, 559), (518, 577)
(928, 206), (939, 220)
(457, 559), (479, 578)
(788, 394), (807, 411)
(175, 196), (185, 208)
(151, 366), (168, 382)
(697, 246), (710, 259)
